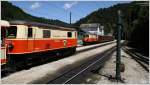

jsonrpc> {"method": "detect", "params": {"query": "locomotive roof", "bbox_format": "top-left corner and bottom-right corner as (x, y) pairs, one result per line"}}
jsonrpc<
(1, 20), (10, 27)
(9, 20), (76, 31)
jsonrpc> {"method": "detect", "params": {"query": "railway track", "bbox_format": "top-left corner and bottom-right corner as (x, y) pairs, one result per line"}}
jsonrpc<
(122, 46), (149, 72)
(47, 46), (116, 84)
(1, 41), (116, 78)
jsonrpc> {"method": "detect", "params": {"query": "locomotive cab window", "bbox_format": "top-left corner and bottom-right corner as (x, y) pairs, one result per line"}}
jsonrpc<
(28, 28), (33, 38)
(43, 30), (50, 38)
(7, 26), (17, 38)
(67, 32), (72, 37)
(1, 27), (7, 46)
(84, 35), (89, 38)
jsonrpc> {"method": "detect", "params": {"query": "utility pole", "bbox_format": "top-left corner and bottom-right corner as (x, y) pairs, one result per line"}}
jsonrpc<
(70, 12), (71, 25)
(115, 10), (122, 81)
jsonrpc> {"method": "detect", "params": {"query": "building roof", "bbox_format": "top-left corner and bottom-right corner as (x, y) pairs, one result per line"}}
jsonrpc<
(9, 20), (76, 31)
(80, 23), (100, 29)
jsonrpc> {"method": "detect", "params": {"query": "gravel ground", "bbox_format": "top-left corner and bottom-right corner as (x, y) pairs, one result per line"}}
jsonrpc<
(83, 49), (149, 84)
(1, 41), (116, 84)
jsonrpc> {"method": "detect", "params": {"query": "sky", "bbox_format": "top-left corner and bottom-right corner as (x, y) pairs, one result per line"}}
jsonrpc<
(10, 1), (131, 23)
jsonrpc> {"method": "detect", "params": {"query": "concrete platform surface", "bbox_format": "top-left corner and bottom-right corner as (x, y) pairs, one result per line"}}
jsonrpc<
(1, 41), (116, 84)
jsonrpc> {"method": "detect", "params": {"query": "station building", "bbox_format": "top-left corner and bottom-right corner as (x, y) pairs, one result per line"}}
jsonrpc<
(80, 23), (104, 35)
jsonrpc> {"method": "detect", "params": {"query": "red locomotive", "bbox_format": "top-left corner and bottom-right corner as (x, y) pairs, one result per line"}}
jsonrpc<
(1, 20), (77, 69)
(82, 33), (98, 45)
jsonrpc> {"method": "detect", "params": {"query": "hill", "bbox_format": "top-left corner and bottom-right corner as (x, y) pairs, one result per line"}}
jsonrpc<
(74, 1), (149, 56)
(1, 1), (71, 27)
(74, 1), (148, 35)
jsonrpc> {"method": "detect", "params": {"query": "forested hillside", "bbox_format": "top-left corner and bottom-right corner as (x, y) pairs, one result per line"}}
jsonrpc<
(74, 1), (149, 56)
(1, 1), (70, 27)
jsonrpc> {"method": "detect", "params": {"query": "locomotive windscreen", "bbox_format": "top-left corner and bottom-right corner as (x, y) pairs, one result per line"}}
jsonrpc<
(6, 26), (17, 38)
(1, 27), (7, 47)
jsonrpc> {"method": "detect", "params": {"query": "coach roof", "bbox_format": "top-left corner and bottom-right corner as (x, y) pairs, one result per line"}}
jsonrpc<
(9, 20), (76, 31)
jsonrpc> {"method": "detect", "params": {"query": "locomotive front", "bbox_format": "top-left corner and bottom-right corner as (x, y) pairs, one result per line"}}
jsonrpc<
(1, 20), (10, 65)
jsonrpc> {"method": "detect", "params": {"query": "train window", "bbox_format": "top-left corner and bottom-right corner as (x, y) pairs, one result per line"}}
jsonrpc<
(7, 26), (17, 38)
(43, 30), (50, 38)
(28, 28), (33, 38)
(1, 27), (7, 46)
(85, 35), (89, 38)
(75, 32), (77, 38)
(67, 32), (72, 37)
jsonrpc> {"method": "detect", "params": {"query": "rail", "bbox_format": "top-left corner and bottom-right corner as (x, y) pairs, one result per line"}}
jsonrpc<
(122, 46), (149, 72)
(47, 46), (116, 84)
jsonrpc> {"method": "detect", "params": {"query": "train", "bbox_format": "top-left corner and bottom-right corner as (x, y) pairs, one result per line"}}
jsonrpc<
(78, 33), (114, 45)
(1, 20), (114, 70)
(77, 23), (114, 45)
(1, 20), (77, 69)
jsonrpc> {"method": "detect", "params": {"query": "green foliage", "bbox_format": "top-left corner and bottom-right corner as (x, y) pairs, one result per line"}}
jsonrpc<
(74, 1), (149, 56)
(129, 4), (149, 56)
(1, 1), (71, 27)
(74, 1), (148, 36)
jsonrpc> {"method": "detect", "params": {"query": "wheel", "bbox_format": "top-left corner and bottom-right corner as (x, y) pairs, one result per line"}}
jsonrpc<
(6, 55), (17, 71)
(72, 47), (76, 54)
(70, 47), (76, 54)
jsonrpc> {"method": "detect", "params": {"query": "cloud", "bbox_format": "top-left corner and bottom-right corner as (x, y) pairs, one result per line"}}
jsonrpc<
(63, 1), (78, 10)
(31, 2), (41, 10)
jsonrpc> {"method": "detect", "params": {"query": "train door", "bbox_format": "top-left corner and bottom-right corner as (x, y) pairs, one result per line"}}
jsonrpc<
(27, 27), (34, 52)
(1, 27), (7, 65)
(77, 32), (84, 45)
